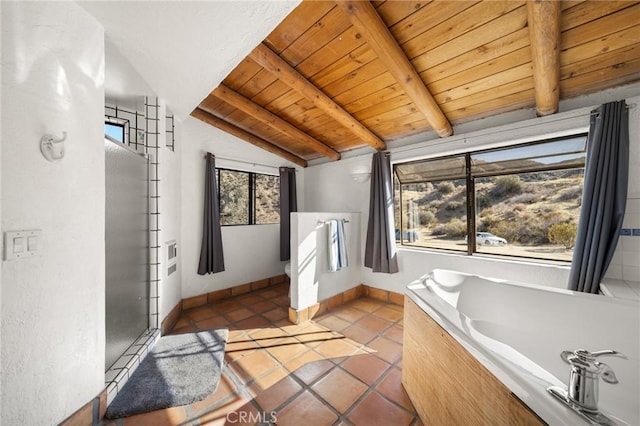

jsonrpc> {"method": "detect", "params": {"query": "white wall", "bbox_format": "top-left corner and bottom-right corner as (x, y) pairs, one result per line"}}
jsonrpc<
(304, 86), (640, 295)
(291, 212), (362, 310)
(180, 116), (304, 298)
(1, 2), (106, 424)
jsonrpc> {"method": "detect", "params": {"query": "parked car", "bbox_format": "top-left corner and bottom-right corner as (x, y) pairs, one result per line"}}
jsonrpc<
(474, 232), (507, 246)
(395, 229), (420, 242)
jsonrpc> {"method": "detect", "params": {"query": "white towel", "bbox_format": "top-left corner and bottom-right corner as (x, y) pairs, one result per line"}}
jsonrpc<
(328, 219), (348, 272)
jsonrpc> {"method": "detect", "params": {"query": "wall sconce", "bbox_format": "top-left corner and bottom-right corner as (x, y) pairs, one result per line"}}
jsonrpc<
(351, 172), (370, 184)
(40, 131), (67, 162)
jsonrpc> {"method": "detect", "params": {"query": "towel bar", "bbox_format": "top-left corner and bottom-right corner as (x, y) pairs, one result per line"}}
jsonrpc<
(317, 219), (349, 225)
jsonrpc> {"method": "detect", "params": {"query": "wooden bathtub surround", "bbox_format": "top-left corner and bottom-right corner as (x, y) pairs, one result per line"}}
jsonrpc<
(402, 297), (545, 426)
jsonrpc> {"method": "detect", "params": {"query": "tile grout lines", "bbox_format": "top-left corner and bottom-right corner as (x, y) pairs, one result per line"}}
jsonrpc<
(122, 288), (418, 426)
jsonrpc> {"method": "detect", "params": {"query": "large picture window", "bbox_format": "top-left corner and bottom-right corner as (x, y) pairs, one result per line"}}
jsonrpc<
(217, 168), (279, 226)
(393, 135), (587, 262)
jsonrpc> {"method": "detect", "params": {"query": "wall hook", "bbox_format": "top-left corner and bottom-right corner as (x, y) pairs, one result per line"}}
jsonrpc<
(40, 131), (66, 162)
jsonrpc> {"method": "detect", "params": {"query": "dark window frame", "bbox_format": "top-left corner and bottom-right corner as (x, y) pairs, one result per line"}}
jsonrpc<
(104, 119), (128, 144)
(393, 134), (588, 261)
(216, 167), (280, 226)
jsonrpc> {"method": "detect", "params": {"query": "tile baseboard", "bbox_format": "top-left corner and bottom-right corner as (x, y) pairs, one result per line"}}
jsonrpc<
(181, 274), (289, 311)
(59, 388), (107, 426)
(288, 285), (404, 324)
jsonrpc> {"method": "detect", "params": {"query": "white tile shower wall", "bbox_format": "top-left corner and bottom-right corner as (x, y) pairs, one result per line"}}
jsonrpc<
(605, 95), (640, 283)
(146, 97), (161, 331)
(104, 98), (180, 409)
(105, 329), (160, 405)
(105, 103), (147, 152)
(104, 97), (182, 326)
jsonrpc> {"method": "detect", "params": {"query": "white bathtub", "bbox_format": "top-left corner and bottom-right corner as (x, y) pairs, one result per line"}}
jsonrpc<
(406, 269), (640, 425)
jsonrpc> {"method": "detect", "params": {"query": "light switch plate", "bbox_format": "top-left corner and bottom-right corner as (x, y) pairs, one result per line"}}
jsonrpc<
(4, 230), (42, 260)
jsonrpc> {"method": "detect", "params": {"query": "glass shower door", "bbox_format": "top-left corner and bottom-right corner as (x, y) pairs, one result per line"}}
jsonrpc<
(104, 138), (149, 370)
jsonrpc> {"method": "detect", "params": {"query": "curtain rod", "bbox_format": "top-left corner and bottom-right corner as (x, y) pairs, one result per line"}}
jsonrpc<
(590, 102), (636, 116)
(202, 154), (298, 171)
(391, 102), (636, 158)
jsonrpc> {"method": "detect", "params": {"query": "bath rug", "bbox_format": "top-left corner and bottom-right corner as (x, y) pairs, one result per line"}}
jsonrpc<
(105, 328), (228, 419)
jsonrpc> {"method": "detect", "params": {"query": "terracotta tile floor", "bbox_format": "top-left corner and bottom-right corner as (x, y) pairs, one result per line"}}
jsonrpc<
(109, 283), (419, 425)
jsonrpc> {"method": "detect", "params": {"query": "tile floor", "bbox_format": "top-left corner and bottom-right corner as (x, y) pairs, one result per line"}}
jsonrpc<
(107, 283), (420, 425)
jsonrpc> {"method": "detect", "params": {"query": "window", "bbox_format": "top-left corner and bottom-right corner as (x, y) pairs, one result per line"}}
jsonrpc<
(393, 135), (587, 261)
(217, 168), (279, 225)
(105, 118), (127, 144)
(254, 174), (280, 224)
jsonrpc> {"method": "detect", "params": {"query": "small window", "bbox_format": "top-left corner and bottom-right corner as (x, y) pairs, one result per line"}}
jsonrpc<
(105, 116), (130, 145)
(393, 135), (587, 262)
(105, 122), (126, 143)
(216, 168), (279, 226)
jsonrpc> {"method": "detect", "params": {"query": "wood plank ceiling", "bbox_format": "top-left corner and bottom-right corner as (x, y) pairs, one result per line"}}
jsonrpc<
(193, 0), (640, 167)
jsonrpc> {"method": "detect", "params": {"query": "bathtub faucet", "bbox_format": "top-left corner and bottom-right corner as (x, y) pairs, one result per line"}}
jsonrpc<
(548, 348), (626, 425)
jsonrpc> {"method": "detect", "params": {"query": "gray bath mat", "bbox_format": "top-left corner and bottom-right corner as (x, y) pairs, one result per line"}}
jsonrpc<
(105, 328), (228, 419)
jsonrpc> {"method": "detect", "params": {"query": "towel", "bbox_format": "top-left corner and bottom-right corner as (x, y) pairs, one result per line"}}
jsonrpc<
(328, 219), (348, 272)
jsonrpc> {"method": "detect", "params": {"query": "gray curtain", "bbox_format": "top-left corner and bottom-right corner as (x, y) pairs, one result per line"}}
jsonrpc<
(198, 153), (225, 274)
(365, 151), (399, 273)
(279, 167), (297, 261)
(568, 101), (629, 293)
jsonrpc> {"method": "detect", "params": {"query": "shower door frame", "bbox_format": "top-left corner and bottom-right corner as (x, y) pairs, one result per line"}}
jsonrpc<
(104, 137), (150, 371)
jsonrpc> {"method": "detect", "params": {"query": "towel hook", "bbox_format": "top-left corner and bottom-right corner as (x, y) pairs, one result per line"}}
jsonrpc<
(40, 131), (67, 162)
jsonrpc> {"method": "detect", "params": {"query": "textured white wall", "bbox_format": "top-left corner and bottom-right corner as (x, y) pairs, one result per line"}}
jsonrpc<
(291, 212), (362, 310)
(180, 117), (304, 299)
(1, 2), (106, 424)
(304, 86), (640, 295)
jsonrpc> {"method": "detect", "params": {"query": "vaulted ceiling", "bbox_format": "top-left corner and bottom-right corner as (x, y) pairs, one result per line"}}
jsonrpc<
(192, 0), (640, 167)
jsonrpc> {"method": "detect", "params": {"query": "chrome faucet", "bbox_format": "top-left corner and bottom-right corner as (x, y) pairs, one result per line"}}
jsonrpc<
(547, 348), (626, 425)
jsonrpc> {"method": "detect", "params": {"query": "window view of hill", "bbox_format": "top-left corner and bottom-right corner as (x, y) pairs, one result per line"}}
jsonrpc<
(255, 174), (280, 224)
(219, 169), (249, 225)
(218, 169), (279, 225)
(395, 169), (583, 261)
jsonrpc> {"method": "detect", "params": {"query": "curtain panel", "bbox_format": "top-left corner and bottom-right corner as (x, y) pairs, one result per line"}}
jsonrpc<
(365, 151), (399, 274)
(279, 167), (297, 261)
(198, 153), (225, 275)
(568, 101), (629, 293)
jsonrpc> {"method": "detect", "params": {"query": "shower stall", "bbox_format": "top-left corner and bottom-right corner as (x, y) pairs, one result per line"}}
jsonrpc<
(104, 138), (149, 370)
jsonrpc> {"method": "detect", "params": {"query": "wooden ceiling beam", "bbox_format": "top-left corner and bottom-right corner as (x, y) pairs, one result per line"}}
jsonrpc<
(336, 0), (453, 138)
(527, 0), (561, 116)
(212, 84), (340, 161)
(250, 43), (387, 151)
(190, 108), (308, 168)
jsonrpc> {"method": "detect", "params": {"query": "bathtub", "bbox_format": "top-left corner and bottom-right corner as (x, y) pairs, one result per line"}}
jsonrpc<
(406, 269), (640, 425)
